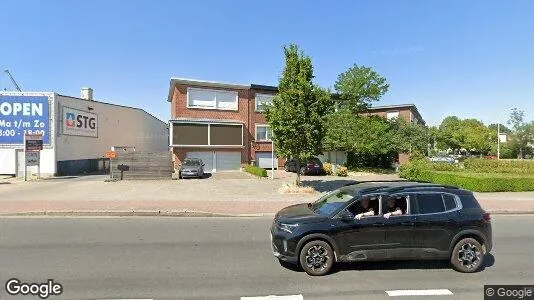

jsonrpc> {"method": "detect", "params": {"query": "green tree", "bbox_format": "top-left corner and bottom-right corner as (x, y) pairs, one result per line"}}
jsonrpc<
(265, 44), (332, 185)
(334, 64), (389, 112)
(324, 112), (393, 154)
(437, 116), (462, 151)
(459, 119), (492, 154)
(507, 108), (534, 158)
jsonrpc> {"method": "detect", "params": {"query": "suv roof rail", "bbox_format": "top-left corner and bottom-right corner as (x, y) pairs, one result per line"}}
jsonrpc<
(384, 184), (459, 193)
(344, 180), (408, 186)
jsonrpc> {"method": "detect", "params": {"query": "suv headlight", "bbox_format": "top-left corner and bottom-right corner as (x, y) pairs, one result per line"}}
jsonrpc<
(279, 223), (299, 233)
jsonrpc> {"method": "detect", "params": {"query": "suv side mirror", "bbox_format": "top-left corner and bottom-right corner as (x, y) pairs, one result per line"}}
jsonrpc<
(338, 210), (353, 222)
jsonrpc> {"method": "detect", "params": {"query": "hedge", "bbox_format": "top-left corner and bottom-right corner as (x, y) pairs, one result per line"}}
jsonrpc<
(399, 158), (534, 192)
(415, 171), (534, 192)
(463, 158), (534, 174)
(243, 164), (267, 177)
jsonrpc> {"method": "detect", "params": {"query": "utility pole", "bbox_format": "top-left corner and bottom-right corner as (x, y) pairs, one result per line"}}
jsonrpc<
(4, 70), (22, 92)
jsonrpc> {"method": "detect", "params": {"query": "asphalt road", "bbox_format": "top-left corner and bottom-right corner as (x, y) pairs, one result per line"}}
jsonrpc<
(0, 216), (532, 300)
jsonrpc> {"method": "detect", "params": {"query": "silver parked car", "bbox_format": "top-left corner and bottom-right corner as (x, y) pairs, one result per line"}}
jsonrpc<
(179, 158), (205, 179)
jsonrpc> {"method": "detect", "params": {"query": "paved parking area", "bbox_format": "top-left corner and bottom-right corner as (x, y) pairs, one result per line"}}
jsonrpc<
(0, 171), (397, 203)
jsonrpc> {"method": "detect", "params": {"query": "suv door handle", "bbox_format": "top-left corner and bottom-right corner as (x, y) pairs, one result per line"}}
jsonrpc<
(373, 223), (385, 227)
(400, 221), (414, 226)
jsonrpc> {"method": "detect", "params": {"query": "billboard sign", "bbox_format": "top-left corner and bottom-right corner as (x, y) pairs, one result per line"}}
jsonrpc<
(62, 106), (98, 137)
(0, 95), (50, 144)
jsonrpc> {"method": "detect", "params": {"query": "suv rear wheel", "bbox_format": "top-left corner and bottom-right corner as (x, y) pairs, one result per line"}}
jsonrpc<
(451, 238), (484, 273)
(299, 240), (334, 276)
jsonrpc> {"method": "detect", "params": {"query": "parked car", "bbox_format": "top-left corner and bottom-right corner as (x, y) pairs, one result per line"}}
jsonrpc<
(179, 158), (205, 179)
(271, 181), (492, 276)
(284, 157), (325, 175)
(428, 156), (456, 163)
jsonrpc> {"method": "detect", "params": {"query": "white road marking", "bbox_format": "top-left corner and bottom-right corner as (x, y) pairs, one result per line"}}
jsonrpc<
(386, 289), (453, 296)
(241, 295), (303, 300)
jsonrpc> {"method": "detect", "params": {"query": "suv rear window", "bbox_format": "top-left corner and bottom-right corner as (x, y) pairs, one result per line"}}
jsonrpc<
(459, 193), (482, 209)
(416, 193), (445, 214)
(443, 194), (457, 211)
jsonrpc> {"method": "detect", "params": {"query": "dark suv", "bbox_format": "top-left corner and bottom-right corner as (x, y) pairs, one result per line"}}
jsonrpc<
(271, 181), (492, 276)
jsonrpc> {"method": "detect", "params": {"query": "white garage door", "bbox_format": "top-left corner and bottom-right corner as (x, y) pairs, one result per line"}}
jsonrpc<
(186, 152), (213, 173)
(256, 152), (278, 169)
(215, 152), (241, 171)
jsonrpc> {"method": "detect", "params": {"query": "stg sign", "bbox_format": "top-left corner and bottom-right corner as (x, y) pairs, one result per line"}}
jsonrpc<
(62, 107), (98, 137)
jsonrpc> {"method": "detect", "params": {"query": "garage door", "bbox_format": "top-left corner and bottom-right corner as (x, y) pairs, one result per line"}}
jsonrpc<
(256, 152), (278, 169)
(186, 152), (213, 173)
(215, 152), (241, 171)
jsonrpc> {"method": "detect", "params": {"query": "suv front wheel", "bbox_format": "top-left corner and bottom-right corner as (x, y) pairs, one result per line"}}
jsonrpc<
(451, 238), (484, 273)
(299, 240), (334, 276)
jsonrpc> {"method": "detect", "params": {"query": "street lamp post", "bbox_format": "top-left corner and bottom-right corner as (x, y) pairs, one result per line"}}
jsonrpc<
(271, 132), (275, 180)
(497, 123), (500, 160)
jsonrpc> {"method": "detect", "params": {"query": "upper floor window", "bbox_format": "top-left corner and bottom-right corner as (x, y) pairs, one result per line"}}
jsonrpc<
(255, 94), (274, 112)
(187, 88), (238, 110)
(256, 124), (272, 141)
(386, 111), (400, 120)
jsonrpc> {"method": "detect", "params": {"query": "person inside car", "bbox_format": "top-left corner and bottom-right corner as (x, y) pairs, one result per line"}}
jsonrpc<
(355, 197), (376, 220)
(384, 197), (403, 219)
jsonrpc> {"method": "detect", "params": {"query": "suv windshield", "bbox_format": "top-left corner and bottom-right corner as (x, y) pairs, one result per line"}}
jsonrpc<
(311, 190), (354, 216)
(183, 159), (201, 166)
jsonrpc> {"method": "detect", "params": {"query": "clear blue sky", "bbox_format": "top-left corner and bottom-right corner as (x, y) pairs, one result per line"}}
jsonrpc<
(2, 0), (533, 126)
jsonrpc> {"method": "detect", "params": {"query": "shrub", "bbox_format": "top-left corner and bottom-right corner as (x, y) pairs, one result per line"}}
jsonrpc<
(347, 152), (396, 169)
(323, 162), (333, 175)
(398, 158), (428, 181)
(463, 158), (534, 174)
(399, 156), (534, 192)
(416, 171), (534, 192)
(335, 166), (348, 177)
(243, 164), (267, 177)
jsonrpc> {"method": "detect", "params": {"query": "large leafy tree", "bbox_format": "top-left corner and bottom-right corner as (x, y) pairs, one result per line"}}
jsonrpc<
(325, 113), (430, 157)
(437, 116), (462, 151)
(265, 44), (332, 185)
(459, 119), (492, 154)
(334, 64), (389, 112)
(507, 108), (534, 158)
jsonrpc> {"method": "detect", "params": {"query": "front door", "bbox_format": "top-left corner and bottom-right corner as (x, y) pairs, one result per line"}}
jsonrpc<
(382, 193), (416, 259)
(333, 195), (387, 261)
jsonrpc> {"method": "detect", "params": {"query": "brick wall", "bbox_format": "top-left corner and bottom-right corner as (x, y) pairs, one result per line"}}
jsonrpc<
(171, 85), (283, 167)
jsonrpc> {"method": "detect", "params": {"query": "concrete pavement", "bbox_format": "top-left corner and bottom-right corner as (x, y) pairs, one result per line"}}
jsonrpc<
(1, 216), (533, 299)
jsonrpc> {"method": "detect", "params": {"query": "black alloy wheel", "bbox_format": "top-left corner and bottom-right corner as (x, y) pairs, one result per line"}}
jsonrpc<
(451, 238), (484, 273)
(299, 240), (334, 276)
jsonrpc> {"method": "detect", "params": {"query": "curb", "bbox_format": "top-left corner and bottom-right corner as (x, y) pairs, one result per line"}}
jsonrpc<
(0, 210), (532, 218)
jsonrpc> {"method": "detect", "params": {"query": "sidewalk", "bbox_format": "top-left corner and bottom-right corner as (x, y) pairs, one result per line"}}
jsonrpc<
(2, 197), (534, 217)
(1, 173), (534, 216)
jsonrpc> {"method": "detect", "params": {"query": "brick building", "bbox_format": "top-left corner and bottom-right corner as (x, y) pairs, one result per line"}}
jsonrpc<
(168, 78), (425, 172)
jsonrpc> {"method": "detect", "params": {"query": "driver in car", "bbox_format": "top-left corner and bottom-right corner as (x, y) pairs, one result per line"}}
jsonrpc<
(355, 197), (375, 220)
(384, 197), (403, 219)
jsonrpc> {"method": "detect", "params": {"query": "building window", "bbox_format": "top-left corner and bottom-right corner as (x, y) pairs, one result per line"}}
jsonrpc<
(171, 122), (243, 147)
(255, 94), (274, 112)
(256, 125), (272, 141)
(386, 111), (400, 120)
(187, 88), (238, 110)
